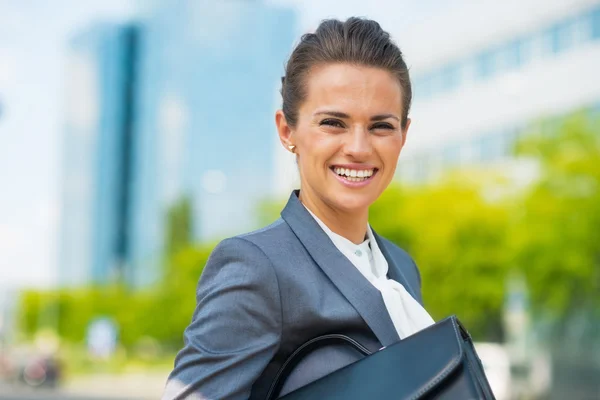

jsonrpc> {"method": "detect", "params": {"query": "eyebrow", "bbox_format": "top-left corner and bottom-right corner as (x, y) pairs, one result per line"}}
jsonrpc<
(314, 111), (400, 122)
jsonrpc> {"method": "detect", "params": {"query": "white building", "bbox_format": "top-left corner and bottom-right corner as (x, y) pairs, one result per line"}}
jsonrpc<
(399, 0), (600, 181)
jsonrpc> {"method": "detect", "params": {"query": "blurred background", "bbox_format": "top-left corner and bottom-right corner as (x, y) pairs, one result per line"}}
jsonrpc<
(1, 0), (599, 399)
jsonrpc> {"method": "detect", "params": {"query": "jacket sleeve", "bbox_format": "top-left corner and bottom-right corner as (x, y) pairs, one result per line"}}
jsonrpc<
(162, 237), (282, 400)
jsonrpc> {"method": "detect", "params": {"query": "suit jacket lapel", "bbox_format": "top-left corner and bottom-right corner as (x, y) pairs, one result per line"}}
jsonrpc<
(281, 191), (400, 347)
(371, 230), (422, 305)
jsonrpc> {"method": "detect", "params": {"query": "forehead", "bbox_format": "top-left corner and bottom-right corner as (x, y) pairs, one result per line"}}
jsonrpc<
(301, 63), (403, 114)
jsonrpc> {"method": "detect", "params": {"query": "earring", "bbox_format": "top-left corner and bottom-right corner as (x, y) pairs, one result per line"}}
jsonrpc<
(288, 144), (296, 152)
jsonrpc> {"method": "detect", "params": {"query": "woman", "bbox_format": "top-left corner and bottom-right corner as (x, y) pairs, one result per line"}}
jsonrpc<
(163, 17), (435, 400)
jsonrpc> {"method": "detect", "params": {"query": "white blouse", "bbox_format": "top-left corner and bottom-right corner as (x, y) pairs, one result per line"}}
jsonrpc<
(305, 207), (435, 339)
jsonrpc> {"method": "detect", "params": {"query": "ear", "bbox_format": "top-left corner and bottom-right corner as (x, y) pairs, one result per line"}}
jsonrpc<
(275, 110), (294, 151)
(401, 117), (411, 148)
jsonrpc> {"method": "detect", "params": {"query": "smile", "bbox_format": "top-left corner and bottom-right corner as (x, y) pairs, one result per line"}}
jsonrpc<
(330, 166), (378, 184)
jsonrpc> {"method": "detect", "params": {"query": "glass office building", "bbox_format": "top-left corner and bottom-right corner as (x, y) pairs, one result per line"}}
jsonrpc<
(126, 1), (296, 286)
(58, 23), (137, 287)
(59, 2), (295, 288)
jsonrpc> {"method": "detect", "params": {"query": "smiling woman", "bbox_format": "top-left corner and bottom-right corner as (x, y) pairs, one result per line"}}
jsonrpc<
(276, 62), (408, 243)
(163, 17), (433, 400)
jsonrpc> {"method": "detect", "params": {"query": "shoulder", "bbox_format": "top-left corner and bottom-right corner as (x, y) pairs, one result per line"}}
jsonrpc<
(205, 218), (293, 277)
(237, 217), (289, 242)
(212, 218), (288, 252)
(224, 217), (299, 255)
(198, 223), (288, 314)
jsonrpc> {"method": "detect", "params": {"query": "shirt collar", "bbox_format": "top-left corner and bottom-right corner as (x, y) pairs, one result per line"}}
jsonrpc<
(304, 204), (391, 282)
(303, 205), (369, 248)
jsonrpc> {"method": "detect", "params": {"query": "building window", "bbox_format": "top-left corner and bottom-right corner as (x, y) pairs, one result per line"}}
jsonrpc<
(413, 75), (433, 101)
(591, 5), (600, 39)
(592, 102), (600, 115)
(548, 23), (562, 54)
(547, 18), (577, 54)
(429, 72), (446, 97)
(475, 49), (496, 80)
(440, 63), (460, 93)
(442, 143), (461, 165)
(505, 37), (532, 70)
(459, 60), (476, 87)
(475, 131), (508, 162)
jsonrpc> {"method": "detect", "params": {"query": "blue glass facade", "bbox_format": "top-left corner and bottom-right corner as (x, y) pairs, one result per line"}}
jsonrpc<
(127, 1), (296, 286)
(58, 24), (137, 286)
(59, 2), (295, 288)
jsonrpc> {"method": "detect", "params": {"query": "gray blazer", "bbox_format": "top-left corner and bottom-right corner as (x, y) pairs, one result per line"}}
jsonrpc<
(163, 191), (424, 400)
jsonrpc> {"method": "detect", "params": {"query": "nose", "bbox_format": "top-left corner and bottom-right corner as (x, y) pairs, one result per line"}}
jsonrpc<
(343, 125), (372, 160)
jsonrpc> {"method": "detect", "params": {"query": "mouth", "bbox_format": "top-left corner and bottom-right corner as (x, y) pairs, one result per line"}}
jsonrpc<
(329, 165), (379, 184)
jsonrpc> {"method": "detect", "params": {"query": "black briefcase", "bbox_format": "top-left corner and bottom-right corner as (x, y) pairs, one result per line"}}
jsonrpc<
(267, 315), (496, 399)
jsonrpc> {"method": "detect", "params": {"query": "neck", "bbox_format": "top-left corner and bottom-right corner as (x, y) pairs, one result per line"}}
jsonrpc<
(299, 190), (368, 244)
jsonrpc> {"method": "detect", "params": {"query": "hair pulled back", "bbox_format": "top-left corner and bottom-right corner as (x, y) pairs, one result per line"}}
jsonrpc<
(281, 17), (412, 129)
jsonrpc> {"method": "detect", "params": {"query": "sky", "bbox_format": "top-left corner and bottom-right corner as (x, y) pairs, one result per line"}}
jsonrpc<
(0, 0), (454, 290)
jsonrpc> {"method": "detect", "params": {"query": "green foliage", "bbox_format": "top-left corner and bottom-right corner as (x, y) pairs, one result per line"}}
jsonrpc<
(17, 245), (213, 350)
(371, 182), (510, 340)
(151, 244), (214, 348)
(17, 195), (212, 352)
(16, 111), (600, 350)
(256, 197), (286, 227)
(19, 290), (42, 336)
(511, 113), (600, 318)
(165, 197), (193, 255)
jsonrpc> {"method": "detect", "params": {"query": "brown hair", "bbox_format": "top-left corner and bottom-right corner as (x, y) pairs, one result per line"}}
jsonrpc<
(281, 17), (412, 129)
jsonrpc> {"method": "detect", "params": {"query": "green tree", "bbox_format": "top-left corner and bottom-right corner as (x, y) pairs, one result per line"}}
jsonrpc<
(256, 197), (286, 227)
(152, 245), (214, 348)
(157, 195), (215, 347)
(18, 290), (42, 337)
(511, 112), (600, 318)
(165, 196), (193, 256)
(371, 180), (510, 340)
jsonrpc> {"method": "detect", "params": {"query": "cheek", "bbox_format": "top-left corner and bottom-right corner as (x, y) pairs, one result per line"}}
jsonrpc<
(378, 137), (404, 163)
(298, 130), (341, 165)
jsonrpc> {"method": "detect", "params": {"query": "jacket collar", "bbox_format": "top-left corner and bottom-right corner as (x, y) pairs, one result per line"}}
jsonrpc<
(281, 190), (400, 346)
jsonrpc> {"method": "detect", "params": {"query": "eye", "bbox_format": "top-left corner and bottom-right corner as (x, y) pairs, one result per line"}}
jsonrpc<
(370, 122), (396, 132)
(320, 118), (345, 128)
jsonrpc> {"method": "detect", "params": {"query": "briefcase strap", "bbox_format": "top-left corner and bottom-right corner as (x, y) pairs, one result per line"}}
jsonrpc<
(266, 334), (372, 400)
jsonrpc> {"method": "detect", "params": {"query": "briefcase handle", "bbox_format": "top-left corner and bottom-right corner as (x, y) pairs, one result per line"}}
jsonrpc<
(266, 334), (372, 400)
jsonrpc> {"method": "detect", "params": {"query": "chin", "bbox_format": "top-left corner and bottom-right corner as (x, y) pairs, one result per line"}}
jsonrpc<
(329, 191), (377, 212)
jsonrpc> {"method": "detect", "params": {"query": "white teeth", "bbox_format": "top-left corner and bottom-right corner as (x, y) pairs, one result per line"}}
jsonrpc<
(332, 167), (375, 179)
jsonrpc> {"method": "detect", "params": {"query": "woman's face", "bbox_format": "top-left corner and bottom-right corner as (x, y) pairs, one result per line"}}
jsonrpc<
(277, 63), (410, 213)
